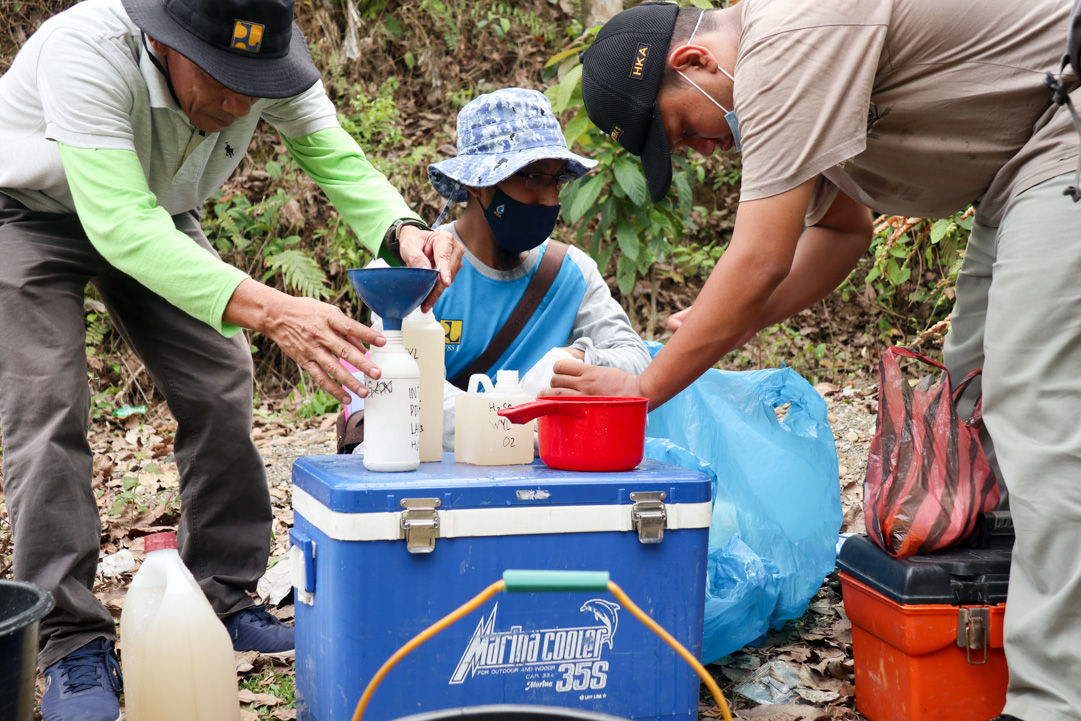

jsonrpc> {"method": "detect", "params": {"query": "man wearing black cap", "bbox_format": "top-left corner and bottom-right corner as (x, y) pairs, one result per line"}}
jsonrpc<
(556, 3), (1081, 721)
(0, 0), (460, 718)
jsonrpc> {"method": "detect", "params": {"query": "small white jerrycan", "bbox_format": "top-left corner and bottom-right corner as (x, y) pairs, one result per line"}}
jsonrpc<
(454, 370), (535, 465)
(120, 532), (240, 721)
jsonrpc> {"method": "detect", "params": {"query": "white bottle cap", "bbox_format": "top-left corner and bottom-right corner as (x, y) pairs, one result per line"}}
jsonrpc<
(496, 370), (520, 386)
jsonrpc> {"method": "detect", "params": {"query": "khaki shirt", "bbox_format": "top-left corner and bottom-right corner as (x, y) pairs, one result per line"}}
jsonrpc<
(734, 0), (1077, 225)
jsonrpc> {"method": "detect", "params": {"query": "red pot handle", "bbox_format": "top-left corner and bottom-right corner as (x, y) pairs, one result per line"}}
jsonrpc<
(497, 399), (587, 425)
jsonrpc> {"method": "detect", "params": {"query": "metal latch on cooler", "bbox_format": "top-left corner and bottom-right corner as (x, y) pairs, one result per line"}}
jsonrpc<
(956, 607), (991, 665)
(400, 498), (441, 553)
(630, 491), (667, 544)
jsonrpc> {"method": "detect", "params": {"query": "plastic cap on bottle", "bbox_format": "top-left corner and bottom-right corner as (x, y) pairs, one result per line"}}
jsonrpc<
(496, 370), (520, 385)
(144, 531), (178, 553)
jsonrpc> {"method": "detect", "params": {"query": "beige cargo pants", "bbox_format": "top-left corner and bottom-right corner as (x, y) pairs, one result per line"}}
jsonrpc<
(944, 172), (1081, 721)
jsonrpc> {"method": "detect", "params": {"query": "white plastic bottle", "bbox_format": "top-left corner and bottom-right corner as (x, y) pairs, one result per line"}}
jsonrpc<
(120, 532), (239, 721)
(454, 370), (535, 465)
(403, 308), (446, 462)
(363, 330), (421, 471)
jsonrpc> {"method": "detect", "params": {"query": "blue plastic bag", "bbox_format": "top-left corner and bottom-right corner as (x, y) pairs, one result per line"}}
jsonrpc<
(642, 342), (841, 663)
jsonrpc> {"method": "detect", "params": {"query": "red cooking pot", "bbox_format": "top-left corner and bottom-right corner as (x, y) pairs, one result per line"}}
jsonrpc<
(497, 396), (648, 472)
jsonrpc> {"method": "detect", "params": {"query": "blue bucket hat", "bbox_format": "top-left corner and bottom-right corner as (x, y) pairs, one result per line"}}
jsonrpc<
(428, 88), (597, 205)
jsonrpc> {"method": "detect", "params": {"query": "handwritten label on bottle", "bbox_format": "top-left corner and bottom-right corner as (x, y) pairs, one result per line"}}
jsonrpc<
(367, 379), (395, 396)
(487, 401), (524, 448)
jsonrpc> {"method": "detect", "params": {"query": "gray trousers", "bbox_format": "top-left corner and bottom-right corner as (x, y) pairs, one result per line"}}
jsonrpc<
(944, 173), (1081, 721)
(0, 194), (270, 669)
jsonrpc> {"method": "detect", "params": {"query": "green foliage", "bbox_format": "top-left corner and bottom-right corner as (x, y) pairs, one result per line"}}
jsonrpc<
(844, 210), (972, 339)
(339, 77), (404, 152)
(669, 241), (725, 279)
(345, 0), (563, 55)
(353, 0), (390, 18)
(240, 666), (297, 718)
(263, 248), (331, 300)
(290, 385), (341, 419)
(90, 386), (123, 421)
(85, 310), (111, 351)
(204, 188), (332, 301)
(474, 1), (559, 41)
(205, 190), (289, 255)
(111, 475), (149, 515)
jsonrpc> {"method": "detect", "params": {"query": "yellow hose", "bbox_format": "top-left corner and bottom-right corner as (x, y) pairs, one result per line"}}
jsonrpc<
(351, 578), (733, 721)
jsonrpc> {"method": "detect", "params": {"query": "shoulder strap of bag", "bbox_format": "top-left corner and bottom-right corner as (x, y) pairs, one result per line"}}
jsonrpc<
(889, 345), (947, 372)
(449, 241), (569, 391)
(952, 368), (985, 429)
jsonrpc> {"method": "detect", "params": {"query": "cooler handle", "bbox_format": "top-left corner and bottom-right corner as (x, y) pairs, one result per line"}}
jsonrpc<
(502, 569), (610, 592)
(350, 572), (732, 721)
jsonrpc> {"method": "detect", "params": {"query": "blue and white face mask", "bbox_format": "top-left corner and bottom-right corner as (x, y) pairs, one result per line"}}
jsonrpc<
(677, 10), (742, 153)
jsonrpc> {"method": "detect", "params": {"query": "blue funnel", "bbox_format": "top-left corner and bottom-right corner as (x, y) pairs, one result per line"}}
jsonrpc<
(347, 267), (439, 331)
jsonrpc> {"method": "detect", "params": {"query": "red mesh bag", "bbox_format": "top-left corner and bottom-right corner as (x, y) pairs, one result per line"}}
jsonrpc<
(864, 346), (1000, 557)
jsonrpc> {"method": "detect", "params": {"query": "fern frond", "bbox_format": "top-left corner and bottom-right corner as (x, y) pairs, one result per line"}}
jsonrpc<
(265, 248), (331, 300)
(220, 213), (243, 249)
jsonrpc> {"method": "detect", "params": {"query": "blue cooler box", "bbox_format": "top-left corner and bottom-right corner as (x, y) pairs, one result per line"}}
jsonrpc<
(289, 454), (712, 721)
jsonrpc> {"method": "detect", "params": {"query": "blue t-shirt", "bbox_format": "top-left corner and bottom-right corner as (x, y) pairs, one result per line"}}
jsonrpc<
(435, 242), (586, 383)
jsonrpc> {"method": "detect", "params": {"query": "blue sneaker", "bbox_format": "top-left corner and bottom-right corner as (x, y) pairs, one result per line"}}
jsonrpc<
(41, 638), (123, 721)
(223, 605), (295, 657)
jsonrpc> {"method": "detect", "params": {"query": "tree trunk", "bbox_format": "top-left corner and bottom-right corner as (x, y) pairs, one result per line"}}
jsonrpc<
(582, 0), (622, 29)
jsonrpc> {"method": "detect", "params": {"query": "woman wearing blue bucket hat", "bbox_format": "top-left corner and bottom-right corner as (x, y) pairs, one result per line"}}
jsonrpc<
(426, 88), (651, 452)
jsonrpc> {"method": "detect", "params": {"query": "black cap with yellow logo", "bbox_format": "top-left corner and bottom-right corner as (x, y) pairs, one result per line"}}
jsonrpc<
(581, 2), (678, 204)
(122, 0), (320, 99)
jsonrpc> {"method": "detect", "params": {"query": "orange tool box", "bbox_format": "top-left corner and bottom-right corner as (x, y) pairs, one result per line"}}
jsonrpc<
(837, 534), (1011, 721)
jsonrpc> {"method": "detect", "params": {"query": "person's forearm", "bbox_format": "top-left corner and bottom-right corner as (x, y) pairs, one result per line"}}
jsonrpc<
(221, 277), (285, 332)
(637, 179), (816, 409)
(638, 244), (790, 408)
(743, 223), (872, 336)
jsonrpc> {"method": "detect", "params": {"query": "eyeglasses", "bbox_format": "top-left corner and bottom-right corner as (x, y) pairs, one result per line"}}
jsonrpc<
(513, 170), (578, 190)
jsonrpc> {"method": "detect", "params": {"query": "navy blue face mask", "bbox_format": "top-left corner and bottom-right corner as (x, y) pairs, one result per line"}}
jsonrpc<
(482, 187), (561, 254)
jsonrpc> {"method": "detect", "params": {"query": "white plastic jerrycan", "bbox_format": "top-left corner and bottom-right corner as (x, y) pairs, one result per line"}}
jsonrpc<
(454, 370), (535, 465)
(120, 532), (239, 721)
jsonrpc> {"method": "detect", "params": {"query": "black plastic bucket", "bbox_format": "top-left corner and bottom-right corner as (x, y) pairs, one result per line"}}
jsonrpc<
(393, 706), (628, 721)
(0, 580), (54, 721)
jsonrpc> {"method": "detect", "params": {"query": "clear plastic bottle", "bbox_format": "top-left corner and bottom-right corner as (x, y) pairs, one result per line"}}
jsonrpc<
(363, 330), (421, 471)
(454, 370), (535, 465)
(120, 532), (239, 721)
(403, 308), (446, 462)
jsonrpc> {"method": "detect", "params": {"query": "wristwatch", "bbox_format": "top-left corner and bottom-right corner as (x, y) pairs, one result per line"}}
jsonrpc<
(383, 219), (429, 265)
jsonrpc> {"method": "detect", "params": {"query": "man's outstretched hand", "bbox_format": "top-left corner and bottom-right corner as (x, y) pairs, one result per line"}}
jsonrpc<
(541, 359), (648, 406)
(224, 279), (385, 404)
